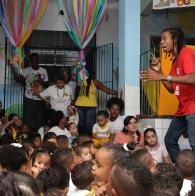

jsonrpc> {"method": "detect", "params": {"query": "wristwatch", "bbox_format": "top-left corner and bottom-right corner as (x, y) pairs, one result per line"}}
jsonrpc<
(166, 75), (172, 81)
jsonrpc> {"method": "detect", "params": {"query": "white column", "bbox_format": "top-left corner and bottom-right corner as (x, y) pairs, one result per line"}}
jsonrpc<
(119, 0), (141, 115)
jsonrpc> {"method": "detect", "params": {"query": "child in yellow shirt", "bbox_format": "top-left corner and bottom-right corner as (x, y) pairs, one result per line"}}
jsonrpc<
(92, 110), (111, 146)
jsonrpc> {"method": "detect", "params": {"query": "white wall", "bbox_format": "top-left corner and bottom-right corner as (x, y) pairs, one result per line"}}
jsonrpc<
(36, 0), (66, 31)
(96, 7), (119, 47)
(141, 12), (176, 53)
(141, 10), (195, 53)
(96, 3), (119, 89)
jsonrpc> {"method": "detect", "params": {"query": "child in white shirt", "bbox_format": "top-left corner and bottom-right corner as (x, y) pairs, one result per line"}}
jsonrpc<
(176, 150), (195, 196)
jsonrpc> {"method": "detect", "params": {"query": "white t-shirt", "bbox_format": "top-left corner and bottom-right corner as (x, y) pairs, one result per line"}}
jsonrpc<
(92, 122), (111, 138)
(68, 189), (91, 196)
(40, 85), (73, 117)
(180, 179), (192, 196)
(68, 174), (91, 196)
(68, 174), (76, 196)
(68, 112), (79, 125)
(109, 115), (125, 134)
(178, 136), (191, 150)
(21, 67), (48, 100)
(48, 126), (71, 138)
(38, 127), (44, 141)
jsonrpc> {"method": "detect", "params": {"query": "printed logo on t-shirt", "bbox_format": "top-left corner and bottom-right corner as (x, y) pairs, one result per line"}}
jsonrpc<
(176, 67), (180, 75)
(26, 73), (44, 96)
(175, 86), (180, 96)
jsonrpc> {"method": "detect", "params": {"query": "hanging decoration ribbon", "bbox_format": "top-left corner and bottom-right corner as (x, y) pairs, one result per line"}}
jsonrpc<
(71, 49), (89, 86)
(56, 0), (108, 86)
(0, 0), (48, 71)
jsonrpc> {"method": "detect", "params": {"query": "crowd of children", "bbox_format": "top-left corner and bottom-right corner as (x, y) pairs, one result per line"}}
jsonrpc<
(0, 96), (195, 196)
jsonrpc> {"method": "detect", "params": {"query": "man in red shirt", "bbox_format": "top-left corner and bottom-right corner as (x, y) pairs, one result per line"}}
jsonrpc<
(140, 27), (195, 163)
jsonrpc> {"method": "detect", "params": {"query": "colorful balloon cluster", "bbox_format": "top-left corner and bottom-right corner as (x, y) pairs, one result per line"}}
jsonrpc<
(0, 0), (48, 71)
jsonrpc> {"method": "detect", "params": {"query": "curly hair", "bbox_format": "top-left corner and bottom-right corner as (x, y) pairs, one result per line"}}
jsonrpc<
(37, 164), (69, 193)
(106, 97), (124, 113)
(162, 27), (185, 56)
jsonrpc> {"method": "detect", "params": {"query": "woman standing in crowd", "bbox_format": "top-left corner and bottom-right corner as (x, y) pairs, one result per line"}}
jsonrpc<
(75, 74), (117, 136)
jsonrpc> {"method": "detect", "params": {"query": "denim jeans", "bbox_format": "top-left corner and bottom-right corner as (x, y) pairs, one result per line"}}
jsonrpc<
(165, 114), (195, 163)
(77, 106), (96, 136)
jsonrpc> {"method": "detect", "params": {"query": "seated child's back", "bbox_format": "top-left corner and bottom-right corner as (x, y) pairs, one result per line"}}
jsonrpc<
(132, 148), (156, 173)
(68, 161), (94, 196)
(176, 149), (195, 196)
(106, 157), (153, 196)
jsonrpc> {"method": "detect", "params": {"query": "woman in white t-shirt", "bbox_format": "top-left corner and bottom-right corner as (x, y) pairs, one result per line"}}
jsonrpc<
(107, 97), (125, 139)
(48, 111), (71, 139)
(40, 72), (73, 117)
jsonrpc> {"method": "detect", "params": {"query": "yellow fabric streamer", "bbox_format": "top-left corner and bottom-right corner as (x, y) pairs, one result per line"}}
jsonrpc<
(143, 80), (160, 115)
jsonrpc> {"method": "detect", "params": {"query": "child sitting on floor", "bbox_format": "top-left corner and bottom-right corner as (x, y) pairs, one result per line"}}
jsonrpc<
(92, 110), (111, 146)
(31, 148), (51, 178)
(67, 122), (78, 145)
(29, 133), (42, 149)
(51, 148), (73, 172)
(68, 105), (79, 125)
(37, 164), (69, 194)
(151, 174), (180, 196)
(144, 127), (171, 164)
(56, 135), (69, 149)
(69, 161), (95, 196)
(73, 143), (92, 162)
(81, 141), (97, 159)
(106, 157), (153, 196)
(92, 144), (130, 195)
(176, 149), (195, 196)
(132, 148), (157, 173)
